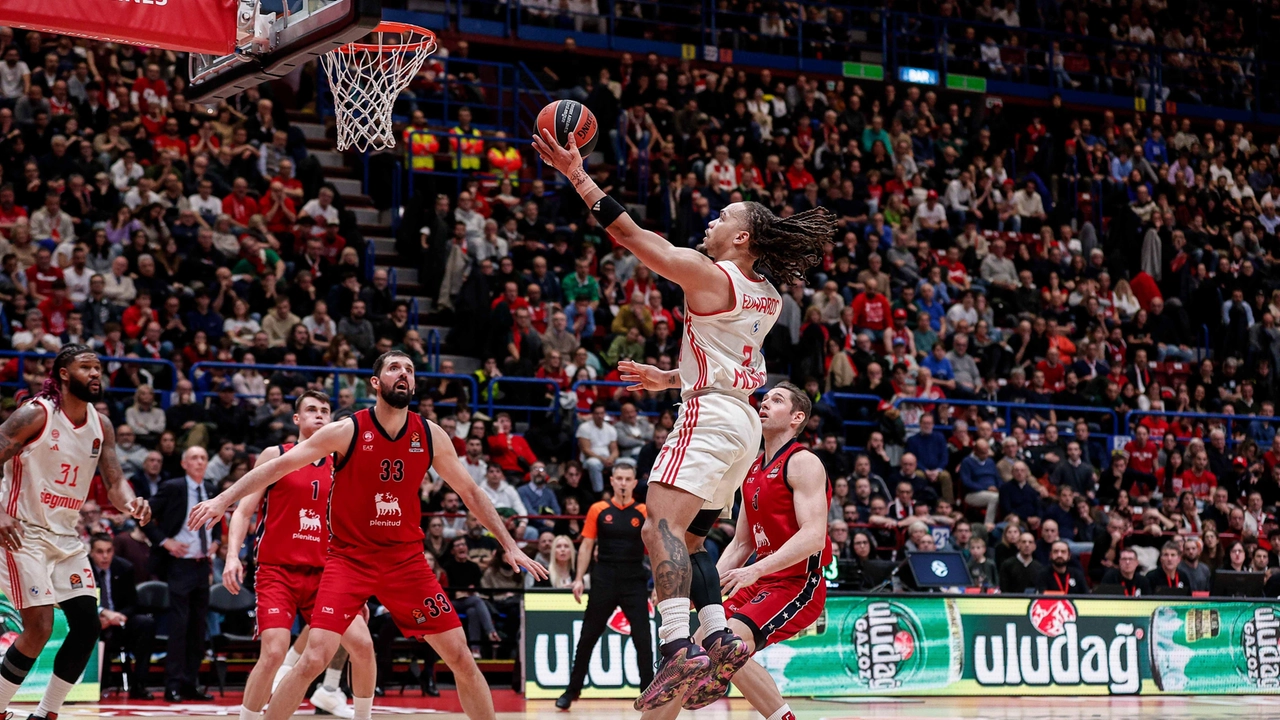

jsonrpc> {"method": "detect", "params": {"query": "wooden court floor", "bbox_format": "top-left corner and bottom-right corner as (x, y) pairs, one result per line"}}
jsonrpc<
(31, 691), (1280, 720)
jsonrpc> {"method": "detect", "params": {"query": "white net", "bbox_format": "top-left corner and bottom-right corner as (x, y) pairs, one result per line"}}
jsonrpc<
(319, 23), (436, 152)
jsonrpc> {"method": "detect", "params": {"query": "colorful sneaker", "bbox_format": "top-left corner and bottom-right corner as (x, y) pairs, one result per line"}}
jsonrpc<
(682, 630), (751, 710)
(633, 638), (712, 711)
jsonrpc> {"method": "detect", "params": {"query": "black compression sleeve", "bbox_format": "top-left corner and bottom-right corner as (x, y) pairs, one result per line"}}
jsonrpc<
(591, 195), (626, 228)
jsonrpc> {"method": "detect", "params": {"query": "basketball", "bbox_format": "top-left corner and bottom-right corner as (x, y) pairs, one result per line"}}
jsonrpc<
(536, 99), (599, 157)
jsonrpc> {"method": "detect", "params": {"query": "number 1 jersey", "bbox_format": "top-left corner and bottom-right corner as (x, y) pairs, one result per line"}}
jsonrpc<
(254, 442), (333, 567)
(329, 409), (434, 553)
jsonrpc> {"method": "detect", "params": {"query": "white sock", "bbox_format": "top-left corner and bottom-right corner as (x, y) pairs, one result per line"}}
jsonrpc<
(36, 676), (73, 717)
(766, 704), (794, 720)
(239, 708), (264, 720)
(698, 605), (728, 636)
(353, 696), (373, 720)
(284, 648), (302, 667)
(0, 677), (24, 709)
(657, 598), (692, 645)
(323, 668), (343, 692)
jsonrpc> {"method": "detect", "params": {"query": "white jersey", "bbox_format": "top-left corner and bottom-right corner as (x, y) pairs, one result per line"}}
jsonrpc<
(679, 261), (782, 400)
(0, 397), (104, 537)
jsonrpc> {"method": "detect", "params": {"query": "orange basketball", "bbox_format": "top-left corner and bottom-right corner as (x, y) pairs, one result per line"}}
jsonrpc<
(536, 99), (599, 156)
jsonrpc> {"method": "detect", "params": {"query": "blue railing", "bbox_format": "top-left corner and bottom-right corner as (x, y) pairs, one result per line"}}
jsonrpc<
(891, 396), (1121, 437)
(188, 361), (478, 408)
(1128, 410), (1280, 448)
(382, 0), (1280, 125)
(0, 351), (179, 405)
(482, 376), (561, 424)
(425, 328), (442, 370)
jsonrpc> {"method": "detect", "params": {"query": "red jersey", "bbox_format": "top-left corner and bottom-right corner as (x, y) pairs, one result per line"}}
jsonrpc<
(1178, 468), (1217, 499)
(330, 409), (433, 552)
(740, 440), (832, 579)
(255, 442), (333, 567)
(1124, 439), (1157, 475)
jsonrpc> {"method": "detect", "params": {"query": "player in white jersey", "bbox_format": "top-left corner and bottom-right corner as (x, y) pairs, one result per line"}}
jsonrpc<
(533, 129), (835, 710)
(0, 345), (151, 720)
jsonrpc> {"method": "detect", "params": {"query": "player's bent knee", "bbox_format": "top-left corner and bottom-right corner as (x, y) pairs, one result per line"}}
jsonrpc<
(20, 609), (55, 642)
(727, 618), (757, 655)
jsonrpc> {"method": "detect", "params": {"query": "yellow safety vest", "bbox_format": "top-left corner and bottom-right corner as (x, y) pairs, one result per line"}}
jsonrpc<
(404, 127), (438, 171)
(449, 127), (484, 170)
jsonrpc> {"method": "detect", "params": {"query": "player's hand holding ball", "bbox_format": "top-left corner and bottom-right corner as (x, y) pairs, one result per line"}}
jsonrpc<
(531, 100), (598, 175)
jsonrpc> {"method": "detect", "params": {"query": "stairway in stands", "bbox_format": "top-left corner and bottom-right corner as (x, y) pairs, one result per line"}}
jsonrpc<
(290, 110), (467, 371)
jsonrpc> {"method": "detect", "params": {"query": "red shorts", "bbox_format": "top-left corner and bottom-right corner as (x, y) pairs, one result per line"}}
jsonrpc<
(311, 547), (461, 638)
(724, 571), (826, 649)
(255, 563), (324, 634)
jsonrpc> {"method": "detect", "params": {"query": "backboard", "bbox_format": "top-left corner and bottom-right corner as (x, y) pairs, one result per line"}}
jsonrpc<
(188, 0), (382, 103)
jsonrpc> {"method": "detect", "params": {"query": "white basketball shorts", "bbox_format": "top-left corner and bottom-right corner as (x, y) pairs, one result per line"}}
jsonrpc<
(648, 392), (761, 511)
(0, 525), (97, 609)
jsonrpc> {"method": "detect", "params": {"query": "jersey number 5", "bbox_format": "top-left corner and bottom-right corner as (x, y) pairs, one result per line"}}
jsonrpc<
(379, 459), (404, 482)
(57, 464), (79, 487)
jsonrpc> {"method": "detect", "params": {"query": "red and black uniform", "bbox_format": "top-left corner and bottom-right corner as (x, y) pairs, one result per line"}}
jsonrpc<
(311, 409), (461, 638)
(253, 443), (332, 632)
(724, 440), (831, 649)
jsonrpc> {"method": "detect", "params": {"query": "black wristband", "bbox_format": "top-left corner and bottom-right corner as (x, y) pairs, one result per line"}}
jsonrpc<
(591, 194), (626, 228)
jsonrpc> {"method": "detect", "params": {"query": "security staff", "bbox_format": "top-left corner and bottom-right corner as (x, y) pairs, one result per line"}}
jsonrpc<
(556, 462), (653, 709)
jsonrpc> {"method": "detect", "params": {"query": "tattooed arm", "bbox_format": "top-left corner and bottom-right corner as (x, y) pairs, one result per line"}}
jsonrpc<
(0, 403), (48, 549)
(530, 130), (733, 314)
(98, 419), (151, 526)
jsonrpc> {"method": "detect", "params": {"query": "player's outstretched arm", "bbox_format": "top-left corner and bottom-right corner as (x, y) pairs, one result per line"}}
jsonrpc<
(716, 494), (757, 576)
(721, 452), (829, 598)
(618, 359), (680, 392)
(223, 446), (278, 594)
(189, 419), (353, 530)
(531, 130), (732, 312)
(427, 421), (548, 581)
(99, 420), (151, 525)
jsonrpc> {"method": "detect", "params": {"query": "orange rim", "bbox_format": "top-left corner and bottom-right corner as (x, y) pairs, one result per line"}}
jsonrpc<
(334, 21), (436, 53)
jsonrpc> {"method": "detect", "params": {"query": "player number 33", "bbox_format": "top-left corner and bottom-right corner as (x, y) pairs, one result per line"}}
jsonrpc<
(379, 458), (404, 482)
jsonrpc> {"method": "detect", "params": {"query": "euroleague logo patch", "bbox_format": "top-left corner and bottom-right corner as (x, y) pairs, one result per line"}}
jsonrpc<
(69, 573), (83, 589)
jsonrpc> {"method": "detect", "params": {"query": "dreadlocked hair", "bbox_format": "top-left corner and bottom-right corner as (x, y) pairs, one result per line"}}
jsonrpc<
(33, 343), (94, 410)
(741, 203), (837, 285)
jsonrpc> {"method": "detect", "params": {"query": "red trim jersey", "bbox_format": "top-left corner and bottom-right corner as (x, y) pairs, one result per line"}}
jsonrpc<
(741, 440), (832, 578)
(679, 261), (780, 399)
(329, 409), (433, 552)
(254, 443), (332, 567)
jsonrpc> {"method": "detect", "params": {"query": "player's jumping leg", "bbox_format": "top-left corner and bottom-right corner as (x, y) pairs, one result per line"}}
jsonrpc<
(240, 628), (292, 720)
(421, 626), (497, 720)
(634, 483), (713, 711)
(721, 619), (794, 720)
(310, 646), (353, 717)
(29, 597), (100, 720)
(682, 543), (748, 710)
(337, 620), (376, 720)
(264, 629), (342, 720)
(0, 607), (55, 712)
(273, 627), (309, 693)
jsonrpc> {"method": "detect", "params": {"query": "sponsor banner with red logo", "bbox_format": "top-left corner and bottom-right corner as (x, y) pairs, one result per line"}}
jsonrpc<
(0, 0), (238, 55)
(525, 592), (1280, 697)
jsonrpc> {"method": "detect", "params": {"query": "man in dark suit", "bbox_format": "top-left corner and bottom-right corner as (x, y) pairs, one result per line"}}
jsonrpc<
(129, 451), (165, 500)
(90, 533), (157, 699)
(143, 446), (220, 703)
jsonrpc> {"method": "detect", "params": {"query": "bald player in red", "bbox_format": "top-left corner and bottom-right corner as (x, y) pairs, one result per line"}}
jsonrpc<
(645, 382), (830, 718)
(191, 351), (547, 720)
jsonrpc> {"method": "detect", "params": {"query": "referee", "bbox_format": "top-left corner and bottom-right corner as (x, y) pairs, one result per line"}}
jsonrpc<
(556, 462), (654, 709)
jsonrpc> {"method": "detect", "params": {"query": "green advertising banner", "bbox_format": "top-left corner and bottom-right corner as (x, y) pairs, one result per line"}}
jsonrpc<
(0, 591), (99, 702)
(524, 593), (1280, 698)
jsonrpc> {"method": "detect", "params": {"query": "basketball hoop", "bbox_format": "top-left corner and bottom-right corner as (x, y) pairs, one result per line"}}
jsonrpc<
(320, 22), (437, 152)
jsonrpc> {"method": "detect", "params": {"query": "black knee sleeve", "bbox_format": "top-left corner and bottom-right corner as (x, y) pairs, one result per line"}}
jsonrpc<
(1, 645), (36, 684)
(52, 596), (99, 682)
(688, 551), (721, 610)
